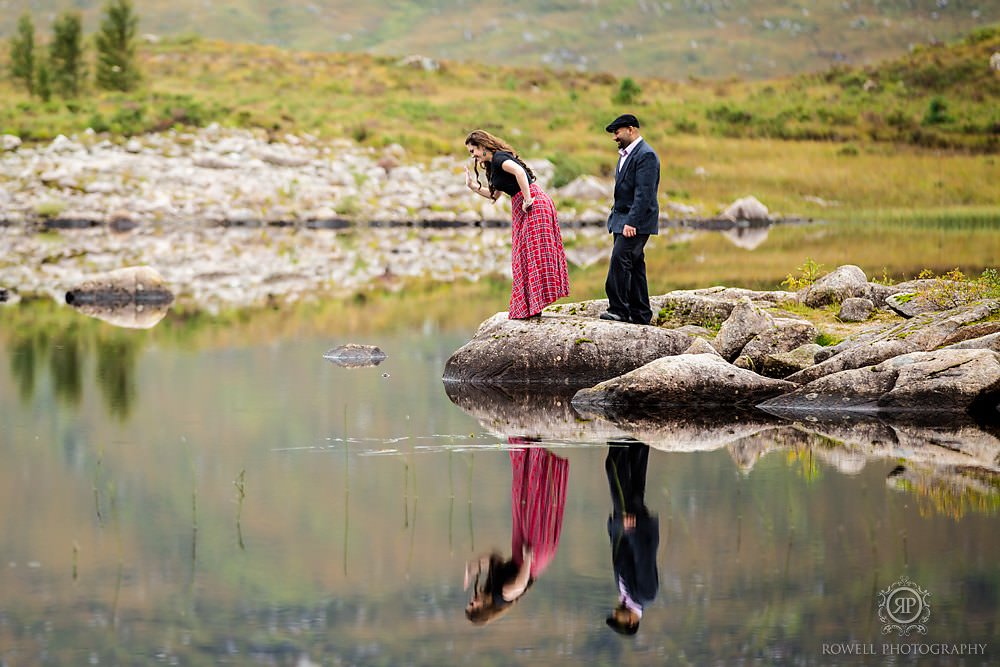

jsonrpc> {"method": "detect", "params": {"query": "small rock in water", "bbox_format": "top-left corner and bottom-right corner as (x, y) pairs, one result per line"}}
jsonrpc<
(323, 344), (388, 368)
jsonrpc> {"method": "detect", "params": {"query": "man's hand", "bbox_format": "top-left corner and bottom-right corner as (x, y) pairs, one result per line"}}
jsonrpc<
(623, 224), (636, 238)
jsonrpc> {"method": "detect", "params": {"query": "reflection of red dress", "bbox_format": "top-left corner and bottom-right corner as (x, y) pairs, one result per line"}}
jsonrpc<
(508, 444), (569, 578)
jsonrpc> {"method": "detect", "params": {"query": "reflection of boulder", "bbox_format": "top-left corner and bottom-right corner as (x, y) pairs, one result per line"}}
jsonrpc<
(763, 410), (1000, 473)
(323, 344), (387, 368)
(65, 266), (173, 307)
(73, 303), (169, 329)
(720, 225), (770, 250)
(444, 382), (628, 441)
(887, 464), (1000, 519)
(571, 403), (788, 455)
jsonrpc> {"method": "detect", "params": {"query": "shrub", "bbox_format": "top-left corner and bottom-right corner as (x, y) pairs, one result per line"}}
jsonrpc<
(612, 77), (641, 105)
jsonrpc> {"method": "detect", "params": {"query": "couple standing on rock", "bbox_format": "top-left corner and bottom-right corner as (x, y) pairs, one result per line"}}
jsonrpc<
(464, 113), (660, 324)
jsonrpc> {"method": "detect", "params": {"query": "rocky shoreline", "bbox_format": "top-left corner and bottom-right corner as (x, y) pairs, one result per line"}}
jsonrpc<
(443, 265), (1000, 419)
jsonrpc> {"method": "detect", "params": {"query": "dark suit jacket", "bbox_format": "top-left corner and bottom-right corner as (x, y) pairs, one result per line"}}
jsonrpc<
(609, 513), (659, 607)
(607, 139), (660, 235)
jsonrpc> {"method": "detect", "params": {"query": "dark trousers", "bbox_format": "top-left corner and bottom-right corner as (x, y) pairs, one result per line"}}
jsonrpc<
(605, 441), (650, 516)
(605, 232), (651, 324)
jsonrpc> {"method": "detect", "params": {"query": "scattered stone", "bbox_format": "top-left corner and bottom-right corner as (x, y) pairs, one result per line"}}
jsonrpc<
(802, 264), (868, 308)
(323, 344), (388, 368)
(2, 135), (21, 151)
(838, 297), (874, 322)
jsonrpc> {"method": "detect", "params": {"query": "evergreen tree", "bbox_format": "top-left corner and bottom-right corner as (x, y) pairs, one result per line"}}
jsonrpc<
(50, 11), (85, 98)
(36, 59), (52, 102)
(9, 13), (36, 95)
(95, 0), (141, 91)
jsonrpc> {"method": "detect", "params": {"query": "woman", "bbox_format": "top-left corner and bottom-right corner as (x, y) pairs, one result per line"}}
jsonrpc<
(463, 442), (569, 625)
(464, 130), (570, 320)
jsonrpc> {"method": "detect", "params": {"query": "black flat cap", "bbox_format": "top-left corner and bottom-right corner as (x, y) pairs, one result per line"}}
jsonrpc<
(605, 114), (640, 132)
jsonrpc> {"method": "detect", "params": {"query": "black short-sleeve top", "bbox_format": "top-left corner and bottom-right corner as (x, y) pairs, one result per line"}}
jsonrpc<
(488, 151), (534, 196)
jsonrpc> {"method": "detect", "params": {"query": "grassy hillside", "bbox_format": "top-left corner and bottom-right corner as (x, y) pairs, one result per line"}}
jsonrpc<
(1, 26), (998, 216)
(1, 0), (998, 79)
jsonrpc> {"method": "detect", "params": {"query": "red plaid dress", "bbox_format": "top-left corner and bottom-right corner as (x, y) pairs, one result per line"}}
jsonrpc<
(508, 184), (570, 319)
(508, 443), (569, 579)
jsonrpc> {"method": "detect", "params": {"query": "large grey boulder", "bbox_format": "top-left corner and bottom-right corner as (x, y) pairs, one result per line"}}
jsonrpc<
(884, 279), (972, 318)
(712, 298), (774, 361)
(571, 353), (796, 409)
(721, 196), (770, 221)
(760, 349), (1000, 414)
(944, 331), (1000, 353)
(802, 264), (869, 308)
(761, 343), (824, 378)
(442, 313), (692, 385)
(810, 300), (1000, 367)
(658, 287), (794, 328)
(734, 317), (819, 374)
(939, 321), (1000, 348)
(787, 339), (918, 384)
(838, 297), (874, 322)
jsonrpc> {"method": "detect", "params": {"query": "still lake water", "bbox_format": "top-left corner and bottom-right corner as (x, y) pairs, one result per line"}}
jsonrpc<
(2, 218), (999, 666)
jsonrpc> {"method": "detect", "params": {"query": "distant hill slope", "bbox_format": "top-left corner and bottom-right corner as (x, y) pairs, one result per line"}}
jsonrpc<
(3, 0), (999, 79)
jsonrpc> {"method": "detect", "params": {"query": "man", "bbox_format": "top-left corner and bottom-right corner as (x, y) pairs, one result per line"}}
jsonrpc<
(605, 440), (659, 636)
(600, 114), (660, 325)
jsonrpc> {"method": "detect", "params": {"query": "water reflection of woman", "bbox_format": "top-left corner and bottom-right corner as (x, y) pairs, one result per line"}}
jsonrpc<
(464, 440), (569, 624)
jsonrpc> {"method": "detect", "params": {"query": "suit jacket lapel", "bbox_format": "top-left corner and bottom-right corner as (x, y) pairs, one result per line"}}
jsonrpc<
(617, 140), (644, 183)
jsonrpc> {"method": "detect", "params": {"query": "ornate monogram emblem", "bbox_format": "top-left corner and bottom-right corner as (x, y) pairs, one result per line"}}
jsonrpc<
(878, 576), (931, 636)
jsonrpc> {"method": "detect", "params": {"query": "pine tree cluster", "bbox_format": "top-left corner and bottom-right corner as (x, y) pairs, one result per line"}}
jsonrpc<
(7, 0), (141, 101)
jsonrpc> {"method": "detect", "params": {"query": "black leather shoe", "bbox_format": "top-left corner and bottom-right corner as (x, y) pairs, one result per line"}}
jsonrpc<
(599, 311), (627, 322)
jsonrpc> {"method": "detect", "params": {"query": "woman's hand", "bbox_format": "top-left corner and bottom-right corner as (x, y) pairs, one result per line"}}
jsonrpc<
(521, 196), (534, 212)
(464, 166), (477, 191)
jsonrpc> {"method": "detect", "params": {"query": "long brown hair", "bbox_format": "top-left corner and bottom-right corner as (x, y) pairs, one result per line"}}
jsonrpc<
(464, 552), (533, 625)
(464, 129), (536, 196)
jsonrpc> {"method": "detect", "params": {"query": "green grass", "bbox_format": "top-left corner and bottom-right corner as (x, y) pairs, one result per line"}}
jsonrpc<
(0, 27), (998, 221)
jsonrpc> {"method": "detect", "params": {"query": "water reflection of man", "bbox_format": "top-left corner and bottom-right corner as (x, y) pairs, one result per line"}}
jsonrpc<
(605, 440), (659, 636)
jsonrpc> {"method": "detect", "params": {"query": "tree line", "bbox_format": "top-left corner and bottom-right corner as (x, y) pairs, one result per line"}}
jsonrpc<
(8, 0), (141, 101)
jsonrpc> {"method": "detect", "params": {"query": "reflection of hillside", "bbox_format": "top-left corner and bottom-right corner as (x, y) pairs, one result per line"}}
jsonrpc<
(888, 464), (1000, 519)
(6, 324), (143, 420)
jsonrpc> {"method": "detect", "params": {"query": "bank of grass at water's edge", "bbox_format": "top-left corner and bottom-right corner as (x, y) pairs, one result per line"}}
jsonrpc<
(0, 28), (999, 219)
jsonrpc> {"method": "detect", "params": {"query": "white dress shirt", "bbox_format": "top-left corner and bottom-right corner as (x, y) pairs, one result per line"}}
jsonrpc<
(617, 136), (643, 173)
